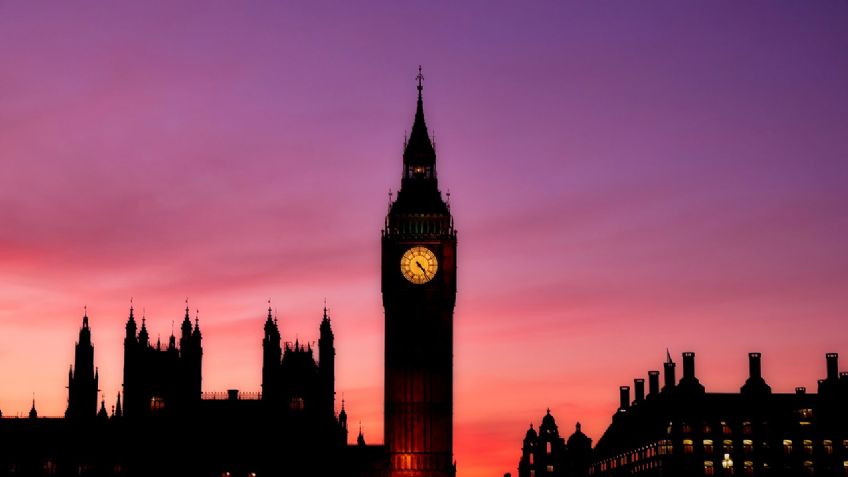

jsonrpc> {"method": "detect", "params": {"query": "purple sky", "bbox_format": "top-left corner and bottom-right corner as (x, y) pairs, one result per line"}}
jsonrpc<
(1, 2), (848, 475)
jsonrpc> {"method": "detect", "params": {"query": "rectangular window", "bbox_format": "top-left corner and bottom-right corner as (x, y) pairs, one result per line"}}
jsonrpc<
(784, 440), (793, 456)
(743, 440), (753, 455)
(825, 440), (834, 455)
(546, 465), (554, 473)
(704, 461), (714, 476)
(547, 441), (552, 454)
(804, 440), (813, 455)
(744, 461), (754, 476)
(683, 439), (694, 454)
(704, 439), (714, 455)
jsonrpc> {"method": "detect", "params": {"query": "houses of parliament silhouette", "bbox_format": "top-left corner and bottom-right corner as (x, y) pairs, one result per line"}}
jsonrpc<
(0, 69), (457, 477)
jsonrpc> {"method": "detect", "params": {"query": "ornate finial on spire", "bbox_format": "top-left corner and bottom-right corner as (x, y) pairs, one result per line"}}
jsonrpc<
(576, 422), (582, 432)
(416, 65), (424, 95)
(84, 305), (87, 316)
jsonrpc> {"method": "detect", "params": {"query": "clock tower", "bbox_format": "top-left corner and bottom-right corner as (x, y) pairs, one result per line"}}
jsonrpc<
(382, 68), (456, 477)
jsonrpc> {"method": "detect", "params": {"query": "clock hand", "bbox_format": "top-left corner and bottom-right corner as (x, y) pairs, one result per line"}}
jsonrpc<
(416, 262), (429, 279)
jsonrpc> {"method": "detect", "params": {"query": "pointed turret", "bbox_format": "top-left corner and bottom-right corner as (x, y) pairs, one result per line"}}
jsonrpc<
(180, 300), (193, 351)
(357, 423), (366, 446)
(125, 303), (137, 344)
(262, 303), (282, 402)
(29, 396), (37, 419)
(114, 392), (122, 418)
(403, 66), (436, 170)
(138, 316), (149, 347)
(339, 398), (349, 445)
(391, 66), (450, 216)
(319, 302), (336, 419)
(68, 309), (98, 420)
(97, 397), (108, 419)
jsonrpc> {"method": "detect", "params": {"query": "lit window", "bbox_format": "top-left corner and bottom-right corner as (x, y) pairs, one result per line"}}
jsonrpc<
(704, 423), (713, 434)
(804, 440), (813, 455)
(784, 440), (793, 456)
(682, 422), (693, 433)
(804, 461), (814, 475)
(290, 396), (304, 411)
(742, 421), (752, 434)
(743, 440), (753, 455)
(704, 439), (714, 454)
(660, 439), (673, 455)
(744, 461), (753, 476)
(529, 453), (533, 464)
(722, 421), (732, 435)
(704, 461), (715, 476)
(683, 439), (694, 454)
(530, 470), (535, 477)
(825, 440), (834, 455)
(547, 465), (554, 472)
(547, 441), (552, 454)
(150, 396), (165, 414)
(723, 440), (733, 454)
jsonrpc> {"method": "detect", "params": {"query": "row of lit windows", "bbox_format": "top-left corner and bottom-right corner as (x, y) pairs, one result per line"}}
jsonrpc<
(593, 439), (848, 475)
(681, 438), (841, 456)
(704, 458), (827, 476)
(673, 413), (814, 436)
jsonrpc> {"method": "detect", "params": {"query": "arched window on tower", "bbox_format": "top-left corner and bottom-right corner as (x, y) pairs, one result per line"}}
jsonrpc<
(547, 441), (552, 454)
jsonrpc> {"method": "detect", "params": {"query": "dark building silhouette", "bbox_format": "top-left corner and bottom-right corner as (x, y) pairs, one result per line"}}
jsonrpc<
(382, 66), (456, 477)
(0, 71), (456, 477)
(517, 410), (592, 477)
(590, 351), (848, 476)
(122, 303), (202, 418)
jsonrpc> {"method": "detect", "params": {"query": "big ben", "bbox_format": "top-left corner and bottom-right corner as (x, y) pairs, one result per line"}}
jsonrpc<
(382, 68), (456, 477)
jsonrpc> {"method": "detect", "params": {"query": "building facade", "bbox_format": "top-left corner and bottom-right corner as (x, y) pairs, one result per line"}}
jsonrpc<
(591, 352), (848, 477)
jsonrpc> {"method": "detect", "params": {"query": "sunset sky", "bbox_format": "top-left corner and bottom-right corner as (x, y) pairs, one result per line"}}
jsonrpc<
(1, 2), (848, 475)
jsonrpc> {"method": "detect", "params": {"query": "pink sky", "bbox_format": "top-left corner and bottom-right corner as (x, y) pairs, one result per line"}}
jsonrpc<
(1, 2), (848, 476)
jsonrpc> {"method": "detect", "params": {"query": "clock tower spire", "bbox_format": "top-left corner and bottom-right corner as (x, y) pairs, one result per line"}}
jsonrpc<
(382, 67), (457, 477)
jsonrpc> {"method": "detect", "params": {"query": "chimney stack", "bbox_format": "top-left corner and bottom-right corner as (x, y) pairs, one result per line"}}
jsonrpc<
(648, 371), (660, 397)
(741, 352), (771, 395)
(682, 352), (695, 380)
(796, 387), (806, 395)
(663, 354), (676, 391)
(748, 353), (762, 379)
(634, 379), (645, 403)
(827, 353), (839, 381)
(619, 386), (630, 411)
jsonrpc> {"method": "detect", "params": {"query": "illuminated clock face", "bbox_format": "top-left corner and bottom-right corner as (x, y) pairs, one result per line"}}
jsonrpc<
(400, 246), (438, 284)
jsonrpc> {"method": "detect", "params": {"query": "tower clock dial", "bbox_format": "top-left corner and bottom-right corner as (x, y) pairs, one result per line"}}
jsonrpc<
(400, 246), (438, 284)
